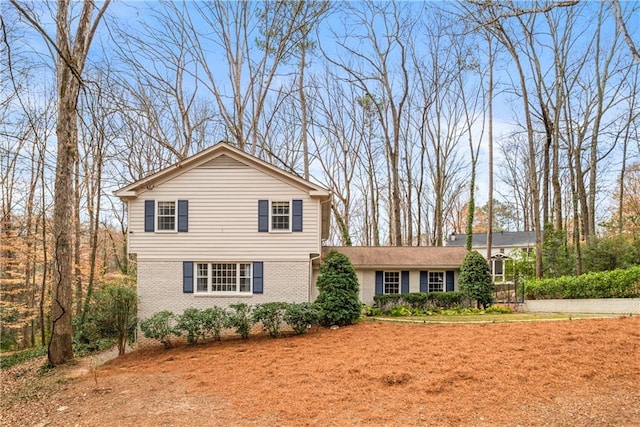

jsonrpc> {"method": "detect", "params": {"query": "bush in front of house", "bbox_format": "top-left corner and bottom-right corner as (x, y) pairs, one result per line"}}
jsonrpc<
(373, 292), (465, 313)
(140, 310), (180, 348)
(227, 303), (255, 339)
(176, 308), (209, 345)
(140, 301), (326, 347)
(201, 307), (228, 341)
(524, 266), (640, 300)
(314, 250), (361, 327)
(459, 250), (494, 309)
(284, 302), (323, 334)
(253, 302), (288, 338)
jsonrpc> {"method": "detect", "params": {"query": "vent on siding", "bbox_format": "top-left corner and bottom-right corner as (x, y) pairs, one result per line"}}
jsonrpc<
(199, 154), (249, 169)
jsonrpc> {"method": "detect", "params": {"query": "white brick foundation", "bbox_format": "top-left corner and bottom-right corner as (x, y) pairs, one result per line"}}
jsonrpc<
(136, 260), (311, 321)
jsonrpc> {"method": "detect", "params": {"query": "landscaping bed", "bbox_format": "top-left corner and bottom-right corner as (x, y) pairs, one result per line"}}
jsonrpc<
(2, 316), (639, 426)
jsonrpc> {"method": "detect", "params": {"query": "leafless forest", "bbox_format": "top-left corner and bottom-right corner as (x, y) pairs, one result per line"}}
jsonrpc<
(1, 1), (639, 356)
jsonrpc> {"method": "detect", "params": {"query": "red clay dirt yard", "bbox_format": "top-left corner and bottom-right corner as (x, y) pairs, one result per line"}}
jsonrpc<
(1, 316), (639, 426)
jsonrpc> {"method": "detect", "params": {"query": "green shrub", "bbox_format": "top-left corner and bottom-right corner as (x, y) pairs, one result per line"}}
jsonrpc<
(429, 292), (465, 309)
(361, 304), (383, 317)
(140, 311), (179, 348)
(73, 281), (137, 356)
(525, 266), (640, 299)
(176, 308), (208, 345)
(389, 305), (412, 317)
(227, 303), (255, 339)
(484, 306), (513, 314)
(373, 292), (465, 313)
(284, 303), (322, 334)
(372, 294), (403, 312)
(315, 250), (361, 327)
(459, 250), (494, 309)
(402, 293), (430, 310)
(92, 283), (138, 355)
(253, 302), (288, 338)
(201, 307), (228, 341)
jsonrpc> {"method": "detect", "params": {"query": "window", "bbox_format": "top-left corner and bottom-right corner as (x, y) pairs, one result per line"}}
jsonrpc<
(493, 259), (504, 275)
(196, 263), (209, 292)
(271, 201), (290, 231)
(157, 201), (176, 231)
(428, 272), (444, 292)
(384, 271), (400, 294)
(195, 262), (252, 294)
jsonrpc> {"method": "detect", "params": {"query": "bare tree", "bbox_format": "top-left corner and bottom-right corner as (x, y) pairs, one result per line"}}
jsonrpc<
(9, 0), (111, 365)
(322, 1), (416, 245)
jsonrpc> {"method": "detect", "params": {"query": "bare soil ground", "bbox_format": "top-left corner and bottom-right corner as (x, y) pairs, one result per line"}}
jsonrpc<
(2, 316), (639, 427)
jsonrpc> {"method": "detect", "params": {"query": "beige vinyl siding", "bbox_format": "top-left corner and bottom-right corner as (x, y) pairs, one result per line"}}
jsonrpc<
(312, 268), (459, 305)
(128, 155), (321, 261)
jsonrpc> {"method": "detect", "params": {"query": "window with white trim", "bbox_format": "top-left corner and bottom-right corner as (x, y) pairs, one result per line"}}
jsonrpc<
(157, 201), (176, 231)
(428, 271), (444, 292)
(271, 201), (290, 231)
(384, 271), (400, 294)
(195, 262), (252, 294)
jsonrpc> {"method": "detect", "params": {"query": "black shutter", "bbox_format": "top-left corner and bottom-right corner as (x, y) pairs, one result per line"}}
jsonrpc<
(258, 200), (269, 232)
(253, 262), (264, 294)
(183, 261), (194, 293)
(144, 200), (155, 232)
(420, 271), (428, 293)
(375, 271), (383, 295)
(446, 270), (455, 292)
(292, 199), (303, 232)
(401, 271), (410, 294)
(177, 200), (188, 232)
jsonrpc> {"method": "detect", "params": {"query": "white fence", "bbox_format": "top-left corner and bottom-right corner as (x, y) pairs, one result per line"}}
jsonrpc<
(522, 298), (640, 314)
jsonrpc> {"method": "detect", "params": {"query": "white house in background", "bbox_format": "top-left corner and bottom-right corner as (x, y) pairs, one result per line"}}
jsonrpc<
(315, 246), (468, 305)
(114, 142), (331, 321)
(446, 231), (535, 282)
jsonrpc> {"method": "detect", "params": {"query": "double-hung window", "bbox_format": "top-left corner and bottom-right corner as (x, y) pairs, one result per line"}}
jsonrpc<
(271, 201), (290, 231)
(195, 262), (252, 294)
(428, 271), (444, 293)
(157, 201), (176, 231)
(384, 271), (400, 294)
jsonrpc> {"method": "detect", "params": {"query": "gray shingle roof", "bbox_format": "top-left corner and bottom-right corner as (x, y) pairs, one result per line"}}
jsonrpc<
(323, 246), (468, 269)
(446, 231), (535, 248)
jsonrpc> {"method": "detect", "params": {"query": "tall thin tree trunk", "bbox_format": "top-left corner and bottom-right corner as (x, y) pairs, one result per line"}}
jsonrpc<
(486, 36), (494, 260)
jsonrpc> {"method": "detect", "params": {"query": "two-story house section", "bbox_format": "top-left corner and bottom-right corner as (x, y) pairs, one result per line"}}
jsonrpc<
(115, 142), (331, 321)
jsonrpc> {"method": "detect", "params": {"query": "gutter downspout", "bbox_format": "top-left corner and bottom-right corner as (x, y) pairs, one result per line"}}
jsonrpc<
(309, 252), (322, 302)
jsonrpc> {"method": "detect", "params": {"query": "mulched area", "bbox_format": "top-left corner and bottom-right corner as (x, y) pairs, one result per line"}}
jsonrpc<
(2, 316), (639, 426)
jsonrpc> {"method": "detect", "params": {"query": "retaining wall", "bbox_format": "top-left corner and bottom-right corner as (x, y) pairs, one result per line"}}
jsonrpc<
(522, 298), (640, 314)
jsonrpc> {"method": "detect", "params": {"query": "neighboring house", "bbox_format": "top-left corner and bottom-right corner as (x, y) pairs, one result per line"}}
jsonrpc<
(314, 246), (468, 305)
(114, 142), (331, 321)
(447, 231), (535, 282)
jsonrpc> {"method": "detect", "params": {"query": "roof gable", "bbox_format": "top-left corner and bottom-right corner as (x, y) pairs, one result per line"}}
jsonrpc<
(114, 142), (331, 200)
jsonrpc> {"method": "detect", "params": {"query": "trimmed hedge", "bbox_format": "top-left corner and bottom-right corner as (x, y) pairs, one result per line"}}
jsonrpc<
(373, 292), (465, 312)
(524, 266), (640, 299)
(140, 302), (323, 347)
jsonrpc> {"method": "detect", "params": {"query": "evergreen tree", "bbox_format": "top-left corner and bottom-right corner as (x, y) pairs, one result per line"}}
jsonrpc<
(459, 250), (494, 309)
(315, 250), (361, 326)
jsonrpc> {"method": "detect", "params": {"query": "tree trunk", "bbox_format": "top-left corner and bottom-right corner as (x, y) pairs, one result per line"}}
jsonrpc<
(47, 0), (110, 366)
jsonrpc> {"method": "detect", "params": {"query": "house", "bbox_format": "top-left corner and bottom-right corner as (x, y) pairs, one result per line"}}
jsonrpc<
(314, 246), (468, 305)
(114, 142), (331, 321)
(446, 231), (535, 282)
(115, 141), (469, 322)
